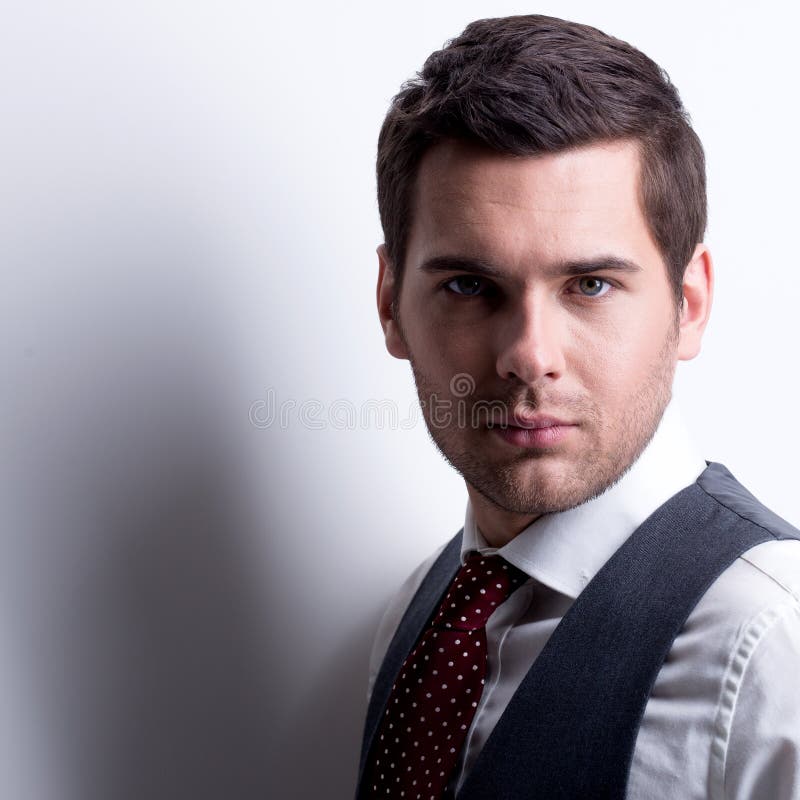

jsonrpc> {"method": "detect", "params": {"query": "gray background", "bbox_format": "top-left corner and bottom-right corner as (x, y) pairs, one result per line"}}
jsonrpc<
(2, 1), (798, 798)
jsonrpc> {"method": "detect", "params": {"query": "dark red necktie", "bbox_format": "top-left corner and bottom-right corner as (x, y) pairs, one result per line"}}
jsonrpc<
(364, 552), (527, 799)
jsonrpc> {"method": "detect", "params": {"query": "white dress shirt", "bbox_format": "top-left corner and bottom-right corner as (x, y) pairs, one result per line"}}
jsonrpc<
(367, 399), (800, 799)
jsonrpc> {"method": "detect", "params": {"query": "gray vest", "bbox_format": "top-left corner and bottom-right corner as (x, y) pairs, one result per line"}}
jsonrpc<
(356, 461), (800, 799)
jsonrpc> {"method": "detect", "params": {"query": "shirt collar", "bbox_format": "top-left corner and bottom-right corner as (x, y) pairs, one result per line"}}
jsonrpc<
(460, 397), (708, 599)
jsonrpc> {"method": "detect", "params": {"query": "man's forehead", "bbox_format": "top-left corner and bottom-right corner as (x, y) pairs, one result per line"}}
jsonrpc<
(414, 138), (638, 222)
(405, 137), (662, 279)
(414, 137), (642, 209)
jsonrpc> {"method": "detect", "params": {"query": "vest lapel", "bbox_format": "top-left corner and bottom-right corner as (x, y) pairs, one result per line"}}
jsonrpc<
(355, 532), (463, 799)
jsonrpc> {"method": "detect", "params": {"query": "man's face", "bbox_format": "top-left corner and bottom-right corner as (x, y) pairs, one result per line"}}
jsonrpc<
(378, 138), (701, 525)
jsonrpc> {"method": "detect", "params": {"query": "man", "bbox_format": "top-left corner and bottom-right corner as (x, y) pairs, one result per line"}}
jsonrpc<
(356, 14), (800, 800)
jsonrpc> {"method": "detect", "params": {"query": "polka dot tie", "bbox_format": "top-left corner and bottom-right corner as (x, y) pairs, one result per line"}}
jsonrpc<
(364, 553), (527, 799)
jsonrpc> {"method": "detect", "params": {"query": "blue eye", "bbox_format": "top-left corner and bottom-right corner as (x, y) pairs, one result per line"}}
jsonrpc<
(576, 277), (611, 297)
(444, 276), (488, 296)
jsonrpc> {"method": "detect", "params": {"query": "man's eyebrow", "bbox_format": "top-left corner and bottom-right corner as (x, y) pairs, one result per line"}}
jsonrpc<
(418, 254), (644, 278)
(551, 256), (644, 277)
(418, 255), (505, 278)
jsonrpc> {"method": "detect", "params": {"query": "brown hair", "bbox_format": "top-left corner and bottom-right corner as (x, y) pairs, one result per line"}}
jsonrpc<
(377, 14), (706, 309)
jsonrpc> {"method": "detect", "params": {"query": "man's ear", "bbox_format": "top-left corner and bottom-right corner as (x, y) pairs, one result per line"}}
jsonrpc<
(677, 243), (714, 361)
(376, 244), (410, 360)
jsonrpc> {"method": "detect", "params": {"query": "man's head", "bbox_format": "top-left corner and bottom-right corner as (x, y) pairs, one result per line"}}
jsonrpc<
(376, 15), (713, 542)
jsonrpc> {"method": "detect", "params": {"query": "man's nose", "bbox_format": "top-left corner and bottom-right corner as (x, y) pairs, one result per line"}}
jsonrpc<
(494, 295), (566, 385)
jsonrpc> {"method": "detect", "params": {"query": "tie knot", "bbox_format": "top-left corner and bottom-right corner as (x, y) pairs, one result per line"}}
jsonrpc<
(433, 553), (527, 631)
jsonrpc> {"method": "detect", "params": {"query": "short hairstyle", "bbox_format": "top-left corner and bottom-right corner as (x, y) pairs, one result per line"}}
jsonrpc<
(377, 14), (706, 309)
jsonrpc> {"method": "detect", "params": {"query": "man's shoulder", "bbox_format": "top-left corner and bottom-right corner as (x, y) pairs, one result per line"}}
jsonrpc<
(692, 461), (800, 625)
(639, 535), (800, 800)
(707, 538), (800, 620)
(696, 460), (800, 543)
(739, 537), (800, 600)
(681, 538), (800, 689)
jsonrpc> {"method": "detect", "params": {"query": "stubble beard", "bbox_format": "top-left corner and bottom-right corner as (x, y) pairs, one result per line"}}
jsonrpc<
(405, 322), (679, 518)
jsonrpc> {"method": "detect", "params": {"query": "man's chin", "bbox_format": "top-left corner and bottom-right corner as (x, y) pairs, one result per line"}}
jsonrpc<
(462, 458), (590, 517)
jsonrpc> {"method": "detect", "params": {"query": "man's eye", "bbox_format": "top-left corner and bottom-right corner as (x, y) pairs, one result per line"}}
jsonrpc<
(444, 275), (489, 297)
(574, 277), (612, 297)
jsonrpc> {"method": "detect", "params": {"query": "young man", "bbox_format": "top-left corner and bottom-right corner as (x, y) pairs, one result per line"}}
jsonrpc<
(356, 14), (800, 800)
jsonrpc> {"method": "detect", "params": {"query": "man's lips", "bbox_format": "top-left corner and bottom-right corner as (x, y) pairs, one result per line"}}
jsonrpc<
(490, 414), (577, 448)
(512, 413), (575, 429)
(494, 413), (576, 430)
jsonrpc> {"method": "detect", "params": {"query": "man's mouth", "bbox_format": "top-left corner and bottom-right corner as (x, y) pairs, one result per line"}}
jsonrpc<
(507, 413), (574, 430)
(489, 415), (578, 448)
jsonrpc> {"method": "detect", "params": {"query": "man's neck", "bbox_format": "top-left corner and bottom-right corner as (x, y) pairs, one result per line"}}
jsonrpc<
(465, 483), (540, 548)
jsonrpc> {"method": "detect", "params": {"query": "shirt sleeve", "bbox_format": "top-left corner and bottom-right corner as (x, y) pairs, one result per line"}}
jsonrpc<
(718, 599), (800, 800)
(366, 541), (450, 703)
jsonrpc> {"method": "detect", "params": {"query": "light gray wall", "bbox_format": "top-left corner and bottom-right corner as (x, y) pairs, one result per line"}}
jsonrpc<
(1, 2), (798, 798)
